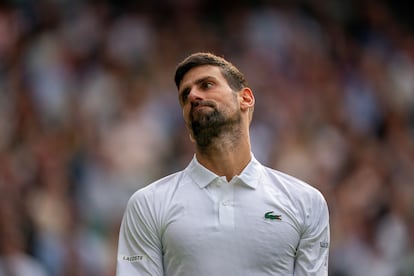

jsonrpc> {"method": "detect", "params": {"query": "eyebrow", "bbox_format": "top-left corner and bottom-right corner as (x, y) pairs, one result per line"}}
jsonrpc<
(179, 76), (217, 95)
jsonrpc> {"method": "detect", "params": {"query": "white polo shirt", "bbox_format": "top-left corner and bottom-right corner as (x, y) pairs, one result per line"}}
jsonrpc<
(117, 154), (330, 276)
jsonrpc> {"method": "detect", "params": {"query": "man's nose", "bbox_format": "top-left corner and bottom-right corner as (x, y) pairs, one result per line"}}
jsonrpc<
(188, 88), (203, 102)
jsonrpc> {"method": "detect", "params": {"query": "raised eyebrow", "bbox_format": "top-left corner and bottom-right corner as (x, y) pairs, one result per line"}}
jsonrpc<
(195, 76), (215, 85)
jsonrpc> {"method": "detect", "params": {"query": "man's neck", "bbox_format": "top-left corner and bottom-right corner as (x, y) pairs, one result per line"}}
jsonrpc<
(195, 138), (252, 182)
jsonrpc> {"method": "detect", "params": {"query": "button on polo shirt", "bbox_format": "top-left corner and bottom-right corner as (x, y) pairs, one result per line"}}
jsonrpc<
(117, 154), (330, 276)
(209, 177), (235, 228)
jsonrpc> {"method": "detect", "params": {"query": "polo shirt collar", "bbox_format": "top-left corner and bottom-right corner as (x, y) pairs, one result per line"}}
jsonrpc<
(186, 153), (262, 189)
(236, 155), (262, 189)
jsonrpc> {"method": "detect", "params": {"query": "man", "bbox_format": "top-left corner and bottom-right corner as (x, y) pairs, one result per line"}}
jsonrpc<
(116, 52), (330, 275)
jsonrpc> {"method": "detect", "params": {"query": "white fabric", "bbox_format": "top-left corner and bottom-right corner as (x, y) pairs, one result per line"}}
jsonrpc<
(117, 154), (330, 276)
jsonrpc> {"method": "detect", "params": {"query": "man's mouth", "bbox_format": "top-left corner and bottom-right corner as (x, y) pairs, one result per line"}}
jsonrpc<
(193, 105), (211, 111)
(191, 101), (214, 111)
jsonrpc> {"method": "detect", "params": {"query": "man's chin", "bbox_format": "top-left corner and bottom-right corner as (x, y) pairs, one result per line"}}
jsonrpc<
(190, 114), (213, 128)
(191, 109), (214, 121)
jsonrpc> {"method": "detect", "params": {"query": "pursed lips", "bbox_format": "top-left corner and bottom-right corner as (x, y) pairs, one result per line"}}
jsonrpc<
(191, 101), (215, 110)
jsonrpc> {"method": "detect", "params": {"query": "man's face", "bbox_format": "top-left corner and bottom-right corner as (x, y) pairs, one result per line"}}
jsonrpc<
(177, 65), (241, 147)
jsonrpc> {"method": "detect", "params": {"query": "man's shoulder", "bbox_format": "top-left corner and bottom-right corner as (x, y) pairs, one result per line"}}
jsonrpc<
(130, 170), (184, 200)
(262, 166), (326, 202)
(261, 166), (329, 225)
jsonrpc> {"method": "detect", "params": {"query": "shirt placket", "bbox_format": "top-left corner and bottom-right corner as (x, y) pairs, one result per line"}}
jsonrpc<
(218, 178), (235, 229)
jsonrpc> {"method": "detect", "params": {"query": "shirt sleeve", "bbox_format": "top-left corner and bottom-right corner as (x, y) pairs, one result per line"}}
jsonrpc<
(116, 191), (164, 276)
(293, 191), (330, 276)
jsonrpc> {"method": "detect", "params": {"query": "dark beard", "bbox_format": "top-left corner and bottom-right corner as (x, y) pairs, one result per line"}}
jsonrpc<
(190, 105), (240, 148)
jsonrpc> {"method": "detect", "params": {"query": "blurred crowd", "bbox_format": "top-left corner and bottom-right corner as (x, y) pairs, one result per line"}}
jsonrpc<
(0, 0), (413, 275)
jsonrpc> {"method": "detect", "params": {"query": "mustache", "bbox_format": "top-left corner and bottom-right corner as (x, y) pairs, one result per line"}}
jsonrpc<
(191, 101), (216, 108)
(191, 100), (216, 109)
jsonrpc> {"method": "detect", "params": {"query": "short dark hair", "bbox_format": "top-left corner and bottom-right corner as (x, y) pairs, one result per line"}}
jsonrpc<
(174, 52), (248, 91)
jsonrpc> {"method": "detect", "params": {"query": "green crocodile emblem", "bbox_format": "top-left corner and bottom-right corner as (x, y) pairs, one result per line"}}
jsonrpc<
(264, 211), (282, 220)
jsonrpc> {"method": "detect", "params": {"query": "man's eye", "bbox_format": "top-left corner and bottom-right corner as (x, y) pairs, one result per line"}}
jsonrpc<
(202, 82), (214, 89)
(180, 90), (190, 103)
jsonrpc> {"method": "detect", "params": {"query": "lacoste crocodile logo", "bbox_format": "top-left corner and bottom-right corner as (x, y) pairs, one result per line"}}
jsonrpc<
(264, 211), (282, 220)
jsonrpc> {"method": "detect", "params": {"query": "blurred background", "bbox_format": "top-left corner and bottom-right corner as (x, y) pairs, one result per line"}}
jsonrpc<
(0, 0), (413, 275)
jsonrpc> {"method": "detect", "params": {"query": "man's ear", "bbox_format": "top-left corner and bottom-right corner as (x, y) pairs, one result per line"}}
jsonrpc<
(188, 132), (195, 143)
(185, 122), (196, 142)
(239, 87), (255, 111)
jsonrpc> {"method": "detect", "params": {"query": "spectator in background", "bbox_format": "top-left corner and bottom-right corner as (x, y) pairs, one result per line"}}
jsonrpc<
(0, 1), (413, 275)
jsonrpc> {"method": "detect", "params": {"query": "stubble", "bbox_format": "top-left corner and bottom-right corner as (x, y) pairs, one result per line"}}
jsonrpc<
(189, 100), (241, 149)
